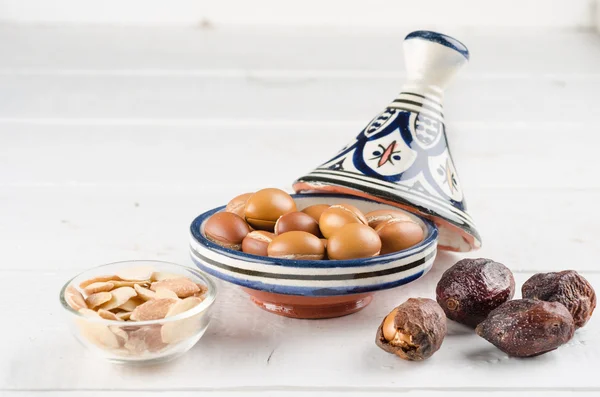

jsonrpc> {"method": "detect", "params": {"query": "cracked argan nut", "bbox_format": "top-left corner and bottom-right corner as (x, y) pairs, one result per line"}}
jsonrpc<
(242, 231), (275, 256)
(522, 270), (596, 328)
(376, 219), (424, 254)
(476, 299), (575, 357)
(327, 224), (381, 260)
(267, 231), (325, 260)
(244, 188), (297, 231)
(365, 209), (414, 229)
(376, 298), (446, 361)
(275, 211), (321, 237)
(319, 204), (368, 238)
(225, 192), (253, 217)
(301, 204), (330, 222)
(204, 212), (251, 250)
(436, 258), (515, 328)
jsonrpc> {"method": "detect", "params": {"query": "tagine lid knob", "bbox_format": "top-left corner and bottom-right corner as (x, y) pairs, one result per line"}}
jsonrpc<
(293, 31), (481, 253)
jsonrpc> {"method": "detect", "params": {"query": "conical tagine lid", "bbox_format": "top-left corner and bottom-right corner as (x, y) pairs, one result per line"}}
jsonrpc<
(293, 31), (481, 252)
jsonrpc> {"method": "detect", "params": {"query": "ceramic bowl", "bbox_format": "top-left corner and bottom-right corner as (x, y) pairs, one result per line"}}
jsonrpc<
(190, 194), (437, 319)
(59, 260), (216, 365)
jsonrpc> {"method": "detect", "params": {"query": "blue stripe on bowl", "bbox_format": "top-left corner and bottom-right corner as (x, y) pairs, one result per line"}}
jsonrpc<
(190, 194), (438, 269)
(405, 31), (469, 60)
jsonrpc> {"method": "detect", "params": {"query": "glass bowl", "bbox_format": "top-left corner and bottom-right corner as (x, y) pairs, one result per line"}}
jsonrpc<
(59, 260), (216, 365)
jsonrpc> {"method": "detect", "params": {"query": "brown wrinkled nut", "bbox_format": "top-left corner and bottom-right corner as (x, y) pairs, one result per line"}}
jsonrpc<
(275, 211), (322, 237)
(301, 204), (330, 222)
(522, 270), (596, 328)
(365, 209), (414, 229)
(376, 298), (446, 361)
(267, 231), (325, 260)
(319, 204), (367, 239)
(376, 219), (424, 254)
(242, 231), (275, 256)
(476, 299), (575, 357)
(130, 298), (177, 321)
(150, 277), (200, 298)
(65, 286), (87, 311)
(436, 258), (515, 328)
(225, 192), (253, 217)
(204, 212), (251, 250)
(244, 188), (297, 231)
(327, 224), (381, 260)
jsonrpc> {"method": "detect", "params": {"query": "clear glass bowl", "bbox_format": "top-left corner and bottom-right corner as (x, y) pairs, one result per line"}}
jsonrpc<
(59, 260), (217, 365)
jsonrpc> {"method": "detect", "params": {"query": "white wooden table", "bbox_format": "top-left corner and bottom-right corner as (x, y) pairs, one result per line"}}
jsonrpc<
(1, 25), (599, 396)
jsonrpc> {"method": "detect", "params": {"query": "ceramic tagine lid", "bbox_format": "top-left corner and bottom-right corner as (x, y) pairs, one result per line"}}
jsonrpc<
(293, 31), (481, 252)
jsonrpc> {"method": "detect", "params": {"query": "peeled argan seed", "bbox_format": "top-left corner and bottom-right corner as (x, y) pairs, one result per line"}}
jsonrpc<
(151, 271), (181, 281)
(155, 287), (180, 300)
(244, 188), (297, 231)
(111, 280), (149, 288)
(301, 204), (330, 222)
(65, 285), (87, 311)
(126, 325), (166, 353)
(476, 299), (575, 357)
(225, 192), (253, 217)
(83, 281), (115, 295)
(319, 204), (367, 238)
(116, 266), (154, 281)
(204, 212), (251, 250)
(242, 230), (275, 256)
(115, 311), (132, 320)
(117, 297), (145, 312)
(77, 309), (121, 349)
(97, 309), (122, 321)
(79, 275), (119, 289)
(161, 297), (205, 344)
(436, 258), (515, 328)
(376, 298), (446, 361)
(376, 219), (424, 254)
(130, 298), (177, 321)
(522, 270), (596, 328)
(134, 284), (156, 301)
(268, 231), (325, 260)
(365, 209), (413, 229)
(327, 224), (381, 260)
(85, 292), (113, 309)
(275, 211), (321, 237)
(110, 326), (129, 345)
(150, 277), (200, 298)
(99, 287), (137, 311)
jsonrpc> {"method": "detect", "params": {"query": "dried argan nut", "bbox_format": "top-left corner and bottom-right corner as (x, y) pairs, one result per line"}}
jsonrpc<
(204, 212), (251, 250)
(79, 275), (120, 289)
(318, 204), (367, 238)
(151, 271), (181, 281)
(267, 231), (325, 260)
(130, 298), (177, 321)
(97, 309), (122, 321)
(375, 219), (424, 254)
(77, 309), (121, 349)
(150, 277), (200, 298)
(327, 223), (381, 260)
(116, 266), (154, 281)
(244, 188), (297, 231)
(85, 291), (113, 309)
(376, 298), (446, 361)
(134, 284), (156, 301)
(155, 287), (180, 300)
(225, 192), (254, 217)
(117, 297), (145, 312)
(83, 281), (115, 295)
(125, 325), (166, 353)
(99, 287), (137, 311)
(365, 209), (413, 229)
(522, 270), (596, 328)
(301, 204), (330, 222)
(476, 299), (575, 357)
(111, 280), (149, 288)
(241, 230), (275, 256)
(275, 211), (321, 237)
(65, 285), (87, 311)
(436, 258), (515, 328)
(115, 311), (132, 321)
(161, 297), (205, 344)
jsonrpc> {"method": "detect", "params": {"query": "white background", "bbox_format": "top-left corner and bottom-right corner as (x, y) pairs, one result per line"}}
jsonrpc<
(1, 1), (600, 396)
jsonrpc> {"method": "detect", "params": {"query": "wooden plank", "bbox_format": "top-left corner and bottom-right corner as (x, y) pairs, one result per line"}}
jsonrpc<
(0, 74), (598, 124)
(0, 186), (597, 272)
(1, 270), (598, 391)
(1, 25), (599, 75)
(0, 0), (593, 28)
